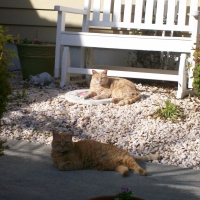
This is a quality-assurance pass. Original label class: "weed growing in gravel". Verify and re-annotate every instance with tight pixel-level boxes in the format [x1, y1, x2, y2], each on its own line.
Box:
[9, 89, 27, 101]
[15, 89, 27, 99]
[0, 139, 9, 156]
[152, 99, 184, 122]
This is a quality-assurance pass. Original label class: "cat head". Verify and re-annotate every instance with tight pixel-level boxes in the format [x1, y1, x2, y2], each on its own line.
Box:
[91, 69, 108, 85]
[52, 129, 74, 152]
[29, 75, 39, 85]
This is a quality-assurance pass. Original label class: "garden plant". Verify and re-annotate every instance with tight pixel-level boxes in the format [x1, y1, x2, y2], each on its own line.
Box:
[0, 25, 18, 154]
[192, 43, 200, 97]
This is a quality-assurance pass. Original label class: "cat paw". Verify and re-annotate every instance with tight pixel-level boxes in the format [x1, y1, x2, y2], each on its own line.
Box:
[58, 162, 70, 171]
[151, 152, 161, 160]
[118, 101, 125, 106]
[83, 95, 89, 99]
[58, 163, 66, 171]
[93, 96, 101, 100]
[111, 98, 119, 104]
[84, 92, 97, 99]
[139, 169, 147, 176]
[122, 170, 129, 177]
[83, 93, 90, 99]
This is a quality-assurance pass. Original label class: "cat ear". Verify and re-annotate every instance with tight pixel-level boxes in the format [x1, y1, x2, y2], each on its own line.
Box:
[29, 75, 33, 79]
[103, 69, 108, 74]
[69, 132, 73, 137]
[52, 129, 59, 138]
[92, 70, 97, 75]
[67, 132, 74, 140]
[69, 134, 73, 140]
[69, 131, 74, 138]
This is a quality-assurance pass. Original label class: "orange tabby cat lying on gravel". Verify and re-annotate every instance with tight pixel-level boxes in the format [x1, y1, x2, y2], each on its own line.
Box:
[84, 69, 141, 106]
[51, 130, 160, 176]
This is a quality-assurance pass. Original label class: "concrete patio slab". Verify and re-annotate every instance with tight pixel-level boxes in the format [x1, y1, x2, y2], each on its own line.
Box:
[0, 138, 199, 200]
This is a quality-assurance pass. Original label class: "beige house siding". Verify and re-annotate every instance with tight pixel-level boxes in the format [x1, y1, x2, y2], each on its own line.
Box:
[0, 0, 84, 42]
[0, 0, 199, 42]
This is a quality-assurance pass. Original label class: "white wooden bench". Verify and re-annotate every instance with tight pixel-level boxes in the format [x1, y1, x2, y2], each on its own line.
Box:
[54, 0, 199, 98]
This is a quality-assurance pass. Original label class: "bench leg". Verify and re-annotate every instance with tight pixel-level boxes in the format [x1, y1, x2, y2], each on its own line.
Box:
[54, 44, 61, 78]
[85, 47, 93, 84]
[177, 54, 193, 98]
[60, 47, 70, 88]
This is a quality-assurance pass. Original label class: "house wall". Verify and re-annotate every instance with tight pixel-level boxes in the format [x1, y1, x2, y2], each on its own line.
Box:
[0, 0, 133, 70]
[0, 0, 85, 42]
[2, 0, 199, 42]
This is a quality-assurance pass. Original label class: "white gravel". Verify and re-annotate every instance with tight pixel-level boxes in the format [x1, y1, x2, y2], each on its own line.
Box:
[1, 71, 200, 170]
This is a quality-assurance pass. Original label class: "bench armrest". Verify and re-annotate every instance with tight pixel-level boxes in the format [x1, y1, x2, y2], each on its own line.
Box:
[54, 5, 87, 15]
[190, 10, 200, 17]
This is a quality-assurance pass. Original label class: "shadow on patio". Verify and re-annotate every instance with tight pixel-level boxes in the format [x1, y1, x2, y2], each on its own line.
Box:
[0, 138, 200, 200]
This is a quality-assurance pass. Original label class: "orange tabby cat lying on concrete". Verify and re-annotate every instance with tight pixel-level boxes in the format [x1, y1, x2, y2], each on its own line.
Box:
[51, 130, 160, 176]
[84, 69, 141, 106]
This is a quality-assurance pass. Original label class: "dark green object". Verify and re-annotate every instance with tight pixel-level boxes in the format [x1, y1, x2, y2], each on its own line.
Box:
[16, 44, 55, 80]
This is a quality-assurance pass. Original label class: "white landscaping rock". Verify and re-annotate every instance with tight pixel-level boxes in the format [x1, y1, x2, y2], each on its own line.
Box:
[0, 71, 200, 170]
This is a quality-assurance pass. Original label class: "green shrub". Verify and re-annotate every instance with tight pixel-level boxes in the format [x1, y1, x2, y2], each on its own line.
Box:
[0, 25, 18, 118]
[192, 47, 200, 97]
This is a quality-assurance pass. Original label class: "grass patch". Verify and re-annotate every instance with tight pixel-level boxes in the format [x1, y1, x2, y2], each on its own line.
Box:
[151, 99, 184, 122]
[15, 89, 27, 99]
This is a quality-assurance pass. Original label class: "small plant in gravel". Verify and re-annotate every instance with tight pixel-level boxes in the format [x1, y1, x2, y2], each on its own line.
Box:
[0, 139, 9, 156]
[15, 89, 27, 99]
[152, 99, 184, 122]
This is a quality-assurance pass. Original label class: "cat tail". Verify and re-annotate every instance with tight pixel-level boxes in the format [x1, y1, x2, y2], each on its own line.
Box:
[117, 92, 141, 106]
[133, 152, 160, 162]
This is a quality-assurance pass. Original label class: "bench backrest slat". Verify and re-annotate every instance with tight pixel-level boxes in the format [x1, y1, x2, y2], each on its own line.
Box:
[123, 0, 133, 22]
[92, 0, 101, 21]
[113, 0, 121, 22]
[189, 0, 198, 26]
[103, 0, 112, 22]
[86, 0, 198, 32]
[87, 21, 192, 31]
[155, 0, 165, 25]
[134, 0, 144, 24]
[145, 0, 155, 24]
[166, 0, 176, 25]
[177, 0, 187, 26]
